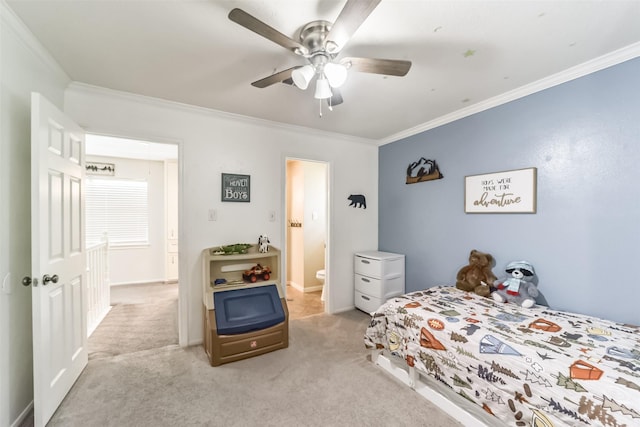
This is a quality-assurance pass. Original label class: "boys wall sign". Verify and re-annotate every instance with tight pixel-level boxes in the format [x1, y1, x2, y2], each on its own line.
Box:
[221, 173, 250, 202]
[464, 167, 537, 213]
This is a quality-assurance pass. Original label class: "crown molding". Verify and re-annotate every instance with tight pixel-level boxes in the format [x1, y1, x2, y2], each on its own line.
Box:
[379, 41, 640, 146]
[66, 82, 377, 147]
[1, 1, 70, 84]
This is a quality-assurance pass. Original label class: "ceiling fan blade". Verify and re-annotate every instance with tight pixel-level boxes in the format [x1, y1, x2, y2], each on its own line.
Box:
[229, 8, 308, 55]
[325, 0, 381, 52]
[328, 89, 344, 108]
[341, 57, 412, 76]
[251, 67, 300, 88]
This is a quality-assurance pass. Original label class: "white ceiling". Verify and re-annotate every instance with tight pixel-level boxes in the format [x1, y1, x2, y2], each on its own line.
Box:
[86, 134, 178, 161]
[7, 0, 640, 143]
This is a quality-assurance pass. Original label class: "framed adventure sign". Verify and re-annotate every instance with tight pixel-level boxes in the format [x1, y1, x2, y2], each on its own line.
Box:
[464, 167, 537, 213]
[221, 173, 250, 202]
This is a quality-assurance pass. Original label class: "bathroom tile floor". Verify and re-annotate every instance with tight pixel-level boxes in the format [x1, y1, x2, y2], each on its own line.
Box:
[285, 285, 324, 319]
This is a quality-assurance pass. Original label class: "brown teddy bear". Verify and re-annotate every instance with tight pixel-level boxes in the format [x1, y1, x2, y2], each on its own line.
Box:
[455, 249, 497, 297]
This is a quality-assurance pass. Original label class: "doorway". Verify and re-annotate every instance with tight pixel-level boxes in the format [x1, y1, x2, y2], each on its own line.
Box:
[285, 159, 328, 319]
[85, 134, 180, 357]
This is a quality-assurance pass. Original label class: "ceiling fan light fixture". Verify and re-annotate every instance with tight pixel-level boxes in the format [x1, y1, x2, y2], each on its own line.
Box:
[314, 76, 332, 99]
[324, 62, 348, 88]
[325, 40, 339, 54]
[291, 64, 315, 90]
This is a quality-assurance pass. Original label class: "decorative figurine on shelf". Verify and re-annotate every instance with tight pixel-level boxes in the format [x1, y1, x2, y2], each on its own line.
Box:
[243, 264, 271, 283]
[258, 234, 270, 253]
[213, 243, 252, 255]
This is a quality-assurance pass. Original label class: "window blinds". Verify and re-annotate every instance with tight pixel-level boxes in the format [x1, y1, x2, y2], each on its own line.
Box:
[85, 177, 149, 247]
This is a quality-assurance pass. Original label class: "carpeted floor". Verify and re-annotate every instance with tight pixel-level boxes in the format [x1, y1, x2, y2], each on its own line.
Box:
[88, 282, 179, 359]
[19, 284, 461, 426]
[43, 309, 461, 427]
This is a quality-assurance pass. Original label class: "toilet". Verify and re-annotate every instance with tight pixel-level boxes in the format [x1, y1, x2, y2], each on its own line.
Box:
[316, 269, 326, 301]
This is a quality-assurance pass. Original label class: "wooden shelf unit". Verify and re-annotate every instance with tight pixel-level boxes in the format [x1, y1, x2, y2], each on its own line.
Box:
[201, 245, 288, 366]
[202, 246, 283, 310]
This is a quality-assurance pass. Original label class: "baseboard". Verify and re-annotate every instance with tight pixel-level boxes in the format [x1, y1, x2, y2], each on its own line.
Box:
[11, 401, 33, 427]
[286, 281, 322, 293]
[331, 305, 356, 314]
[110, 279, 171, 287]
[287, 281, 303, 292]
[188, 338, 204, 347]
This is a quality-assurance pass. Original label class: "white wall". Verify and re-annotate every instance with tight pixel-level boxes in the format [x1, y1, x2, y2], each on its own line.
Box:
[286, 160, 304, 288]
[0, 3, 71, 426]
[86, 155, 167, 286]
[64, 83, 379, 346]
[303, 161, 327, 291]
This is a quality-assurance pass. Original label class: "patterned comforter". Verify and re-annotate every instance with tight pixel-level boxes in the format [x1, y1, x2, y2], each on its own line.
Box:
[364, 286, 640, 427]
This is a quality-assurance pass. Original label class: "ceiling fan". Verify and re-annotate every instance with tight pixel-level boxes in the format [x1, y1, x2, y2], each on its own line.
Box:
[228, 0, 412, 112]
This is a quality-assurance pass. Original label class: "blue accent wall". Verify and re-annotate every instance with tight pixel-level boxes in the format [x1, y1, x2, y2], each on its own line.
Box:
[379, 57, 640, 325]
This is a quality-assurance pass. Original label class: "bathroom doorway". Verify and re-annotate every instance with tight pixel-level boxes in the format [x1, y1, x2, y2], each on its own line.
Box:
[285, 159, 328, 319]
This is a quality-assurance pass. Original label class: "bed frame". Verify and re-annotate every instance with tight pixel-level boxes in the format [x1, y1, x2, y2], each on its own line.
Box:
[367, 287, 640, 427]
[370, 349, 508, 427]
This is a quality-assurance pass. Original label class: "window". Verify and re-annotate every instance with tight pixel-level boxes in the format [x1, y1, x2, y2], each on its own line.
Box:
[85, 177, 149, 247]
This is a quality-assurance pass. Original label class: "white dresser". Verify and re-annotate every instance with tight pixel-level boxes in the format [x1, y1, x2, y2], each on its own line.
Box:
[354, 251, 405, 313]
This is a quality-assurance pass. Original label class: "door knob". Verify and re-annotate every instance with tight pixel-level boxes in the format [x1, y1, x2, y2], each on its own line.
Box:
[22, 276, 40, 287]
[42, 274, 59, 285]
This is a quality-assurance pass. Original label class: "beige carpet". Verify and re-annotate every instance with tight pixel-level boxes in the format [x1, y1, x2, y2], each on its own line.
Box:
[89, 282, 179, 359]
[44, 310, 462, 427]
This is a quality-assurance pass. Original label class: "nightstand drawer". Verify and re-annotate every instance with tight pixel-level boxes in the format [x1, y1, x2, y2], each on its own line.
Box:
[354, 256, 382, 277]
[355, 273, 382, 296]
[355, 291, 383, 313]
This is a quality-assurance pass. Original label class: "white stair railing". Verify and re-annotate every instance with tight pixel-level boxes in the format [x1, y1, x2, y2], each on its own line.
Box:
[86, 234, 110, 337]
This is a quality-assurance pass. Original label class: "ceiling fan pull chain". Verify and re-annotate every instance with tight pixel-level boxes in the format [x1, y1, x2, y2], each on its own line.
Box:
[319, 99, 323, 118]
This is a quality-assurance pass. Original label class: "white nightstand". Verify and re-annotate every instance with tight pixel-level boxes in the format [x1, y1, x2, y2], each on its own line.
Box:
[354, 251, 405, 313]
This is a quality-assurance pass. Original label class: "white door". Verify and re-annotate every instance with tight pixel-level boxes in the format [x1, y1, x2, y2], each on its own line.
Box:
[30, 93, 87, 427]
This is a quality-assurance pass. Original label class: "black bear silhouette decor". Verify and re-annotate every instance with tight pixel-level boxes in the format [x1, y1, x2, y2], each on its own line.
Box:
[348, 194, 366, 209]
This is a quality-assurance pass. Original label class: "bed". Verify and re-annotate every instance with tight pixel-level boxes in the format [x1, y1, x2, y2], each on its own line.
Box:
[364, 286, 640, 427]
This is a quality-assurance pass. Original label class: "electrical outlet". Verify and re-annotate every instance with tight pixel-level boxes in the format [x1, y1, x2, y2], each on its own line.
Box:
[208, 209, 217, 221]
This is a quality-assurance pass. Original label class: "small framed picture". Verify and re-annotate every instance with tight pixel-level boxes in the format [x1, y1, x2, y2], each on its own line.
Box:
[86, 162, 115, 176]
[221, 173, 250, 202]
